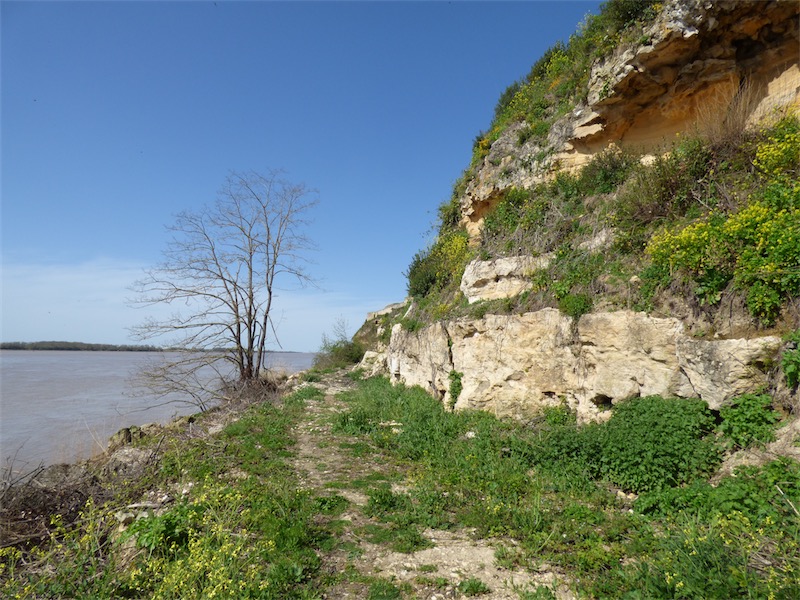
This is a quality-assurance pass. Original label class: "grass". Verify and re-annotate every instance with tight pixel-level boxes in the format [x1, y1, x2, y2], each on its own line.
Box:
[330, 376, 800, 599]
[0, 387, 332, 599]
[4, 373, 798, 598]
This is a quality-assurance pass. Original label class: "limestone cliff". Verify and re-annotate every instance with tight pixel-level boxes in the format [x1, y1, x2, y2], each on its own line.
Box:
[378, 309, 781, 423]
[358, 0, 799, 422]
[461, 0, 800, 239]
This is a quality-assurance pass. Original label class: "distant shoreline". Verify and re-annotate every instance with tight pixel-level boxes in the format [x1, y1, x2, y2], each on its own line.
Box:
[1, 341, 163, 351]
[1, 341, 307, 353]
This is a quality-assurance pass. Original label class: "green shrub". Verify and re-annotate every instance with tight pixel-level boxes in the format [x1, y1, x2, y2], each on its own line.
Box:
[124, 501, 204, 556]
[577, 147, 636, 195]
[636, 459, 800, 522]
[617, 136, 712, 227]
[631, 459, 800, 598]
[314, 338, 365, 370]
[437, 195, 462, 232]
[602, 0, 662, 29]
[448, 370, 463, 408]
[782, 330, 800, 389]
[629, 510, 800, 600]
[406, 247, 440, 297]
[558, 293, 593, 318]
[718, 393, 780, 449]
[405, 231, 470, 298]
[647, 176, 800, 323]
[400, 317, 424, 332]
[458, 578, 491, 596]
[595, 396, 720, 493]
[753, 113, 800, 176]
[633, 262, 671, 311]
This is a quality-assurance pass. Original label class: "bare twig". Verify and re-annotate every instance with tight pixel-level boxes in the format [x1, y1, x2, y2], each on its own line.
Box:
[776, 484, 800, 517]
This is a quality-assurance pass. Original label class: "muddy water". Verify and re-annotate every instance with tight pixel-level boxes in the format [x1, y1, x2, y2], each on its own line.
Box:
[0, 350, 315, 469]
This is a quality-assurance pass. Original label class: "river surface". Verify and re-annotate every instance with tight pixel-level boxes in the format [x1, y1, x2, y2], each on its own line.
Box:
[0, 350, 315, 469]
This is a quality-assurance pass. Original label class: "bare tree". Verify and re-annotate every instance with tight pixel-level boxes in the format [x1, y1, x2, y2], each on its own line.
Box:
[130, 170, 317, 406]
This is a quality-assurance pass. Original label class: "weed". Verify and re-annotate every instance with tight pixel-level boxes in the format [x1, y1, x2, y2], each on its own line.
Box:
[418, 563, 438, 573]
[781, 329, 800, 390]
[329, 378, 796, 598]
[368, 580, 403, 600]
[718, 393, 780, 449]
[448, 370, 463, 408]
[596, 396, 721, 493]
[458, 577, 491, 596]
[557, 293, 593, 319]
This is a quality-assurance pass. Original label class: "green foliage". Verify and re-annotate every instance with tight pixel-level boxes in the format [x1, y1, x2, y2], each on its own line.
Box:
[314, 338, 365, 369]
[328, 378, 799, 599]
[405, 231, 470, 298]
[458, 577, 491, 596]
[616, 135, 712, 230]
[628, 510, 800, 600]
[557, 293, 593, 319]
[517, 121, 550, 145]
[782, 330, 800, 389]
[400, 317, 424, 332]
[647, 174, 800, 323]
[602, 0, 662, 29]
[753, 114, 800, 176]
[334, 377, 548, 539]
[718, 394, 780, 449]
[482, 187, 548, 242]
[494, 80, 523, 122]
[636, 458, 800, 521]
[1, 389, 330, 599]
[437, 194, 462, 232]
[576, 147, 636, 195]
[595, 396, 720, 493]
[631, 459, 800, 599]
[406, 247, 440, 298]
[448, 370, 463, 408]
[633, 262, 671, 311]
[314, 319, 365, 370]
[125, 502, 204, 556]
[368, 580, 403, 600]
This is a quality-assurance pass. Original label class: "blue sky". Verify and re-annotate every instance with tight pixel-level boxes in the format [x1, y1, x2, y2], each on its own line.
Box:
[2, 0, 602, 352]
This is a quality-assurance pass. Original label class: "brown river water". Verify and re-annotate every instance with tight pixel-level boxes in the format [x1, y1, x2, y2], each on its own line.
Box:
[0, 350, 315, 470]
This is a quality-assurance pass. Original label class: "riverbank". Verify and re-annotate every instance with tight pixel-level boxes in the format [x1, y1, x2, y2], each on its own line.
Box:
[2, 369, 799, 598]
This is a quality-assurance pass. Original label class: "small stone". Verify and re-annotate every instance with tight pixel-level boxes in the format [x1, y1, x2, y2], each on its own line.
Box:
[115, 511, 136, 525]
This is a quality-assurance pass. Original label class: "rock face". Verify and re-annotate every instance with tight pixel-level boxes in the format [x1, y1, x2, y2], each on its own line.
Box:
[378, 309, 780, 421]
[460, 0, 800, 239]
[460, 255, 551, 304]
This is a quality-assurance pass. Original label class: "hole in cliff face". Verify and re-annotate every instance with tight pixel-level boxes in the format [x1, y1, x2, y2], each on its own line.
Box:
[590, 394, 613, 409]
[734, 38, 765, 63]
[431, 384, 445, 402]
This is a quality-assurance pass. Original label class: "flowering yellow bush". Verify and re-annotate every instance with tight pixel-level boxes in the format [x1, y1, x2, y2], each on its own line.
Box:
[647, 177, 800, 322]
[753, 115, 800, 176]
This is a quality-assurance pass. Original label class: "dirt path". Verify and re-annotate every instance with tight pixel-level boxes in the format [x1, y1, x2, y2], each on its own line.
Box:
[291, 375, 569, 600]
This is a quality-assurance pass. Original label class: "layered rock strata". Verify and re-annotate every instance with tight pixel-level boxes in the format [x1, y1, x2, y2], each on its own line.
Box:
[461, 0, 800, 240]
[369, 309, 780, 422]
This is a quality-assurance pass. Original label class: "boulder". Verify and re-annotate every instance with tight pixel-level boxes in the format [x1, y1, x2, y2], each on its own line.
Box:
[460, 256, 551, 304]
